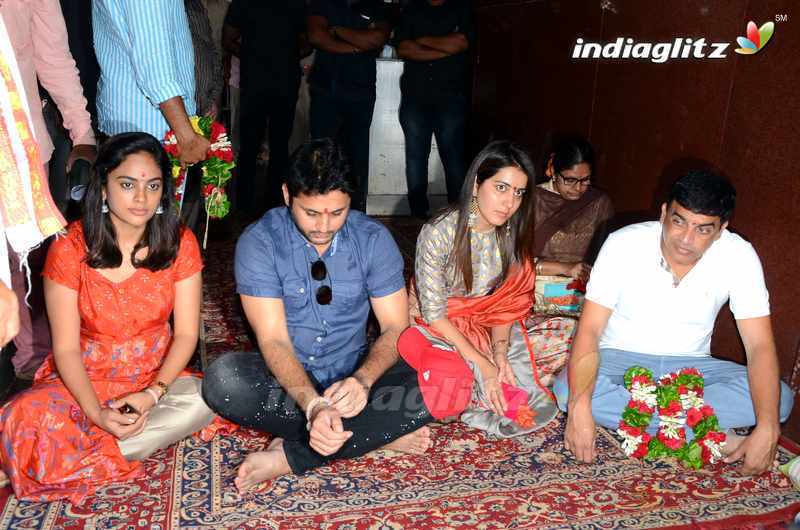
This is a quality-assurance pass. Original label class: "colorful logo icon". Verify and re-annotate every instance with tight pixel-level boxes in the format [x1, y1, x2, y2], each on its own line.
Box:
[734, 21, 774, 54]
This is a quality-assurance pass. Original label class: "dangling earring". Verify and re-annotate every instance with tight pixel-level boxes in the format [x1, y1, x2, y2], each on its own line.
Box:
[155, 204, 164, 215]
[101, 200, 109, 214]
[468, 196, 478, 228]
[506, 220, 511, 238]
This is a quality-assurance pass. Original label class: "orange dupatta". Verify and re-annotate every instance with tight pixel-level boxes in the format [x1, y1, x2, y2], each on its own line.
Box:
[413, 260, 536, 356]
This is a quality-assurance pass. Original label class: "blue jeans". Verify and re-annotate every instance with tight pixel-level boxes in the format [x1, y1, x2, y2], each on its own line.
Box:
[554, 348, 794, 438]
[399, 94, 467, 218]
[310, 88, 375, 212]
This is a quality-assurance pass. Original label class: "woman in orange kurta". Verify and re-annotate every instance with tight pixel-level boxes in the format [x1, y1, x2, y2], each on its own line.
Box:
[0, 132, 214, 504]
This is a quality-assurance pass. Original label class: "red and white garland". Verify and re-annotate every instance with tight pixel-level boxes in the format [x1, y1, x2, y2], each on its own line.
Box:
[163, 115, 234, 247]
[617, 366, 726, 469]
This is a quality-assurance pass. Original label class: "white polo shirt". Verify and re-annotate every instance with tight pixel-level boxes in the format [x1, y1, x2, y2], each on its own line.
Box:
[586, 221, 770, 357]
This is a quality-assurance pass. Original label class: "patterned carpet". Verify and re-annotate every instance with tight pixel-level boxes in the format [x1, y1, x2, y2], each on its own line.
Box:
[1, 216, 799, 529]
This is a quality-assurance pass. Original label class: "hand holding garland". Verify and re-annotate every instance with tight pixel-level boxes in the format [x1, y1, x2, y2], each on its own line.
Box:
[164, 116, 235, 247]
[160, 97, 209, 166]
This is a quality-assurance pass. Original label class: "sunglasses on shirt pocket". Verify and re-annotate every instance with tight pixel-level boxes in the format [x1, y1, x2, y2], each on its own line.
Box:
[311, 259, 333, 305]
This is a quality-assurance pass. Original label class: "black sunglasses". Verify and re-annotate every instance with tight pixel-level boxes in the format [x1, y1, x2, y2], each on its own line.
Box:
[311, 259, 332, 305]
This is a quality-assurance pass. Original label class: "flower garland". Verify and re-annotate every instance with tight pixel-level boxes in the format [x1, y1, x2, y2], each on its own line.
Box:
[163, 116, 234, 246]
[616, 366, 726, 469]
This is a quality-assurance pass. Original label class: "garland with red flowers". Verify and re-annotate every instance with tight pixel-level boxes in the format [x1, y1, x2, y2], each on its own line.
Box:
[163, 115, 234, 247]
[616, 366, 726, 469]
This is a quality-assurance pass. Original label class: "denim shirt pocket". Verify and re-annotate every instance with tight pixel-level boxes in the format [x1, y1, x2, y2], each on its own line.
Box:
[283, 278, 310, 311]
[332, 279, 366, 312]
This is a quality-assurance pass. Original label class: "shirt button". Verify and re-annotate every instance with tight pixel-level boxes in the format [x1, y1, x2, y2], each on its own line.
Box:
[316, 336, 322, 343]
[299, 287, 305, 294]
[323, 320, 328, 325]
[309, 356, 315, 361]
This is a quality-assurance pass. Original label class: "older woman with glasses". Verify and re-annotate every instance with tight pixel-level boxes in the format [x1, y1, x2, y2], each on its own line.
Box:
[533, 136, 614, 282]
[526, 136, 614, 387]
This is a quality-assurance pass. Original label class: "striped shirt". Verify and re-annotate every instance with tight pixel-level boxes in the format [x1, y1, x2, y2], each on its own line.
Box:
[93, 0, 197, 139]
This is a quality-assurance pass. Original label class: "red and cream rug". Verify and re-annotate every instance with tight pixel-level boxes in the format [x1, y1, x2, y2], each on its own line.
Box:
[0, 417, 798, 529]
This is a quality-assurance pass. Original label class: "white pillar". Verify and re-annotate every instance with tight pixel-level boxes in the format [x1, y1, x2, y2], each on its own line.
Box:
[367, 59, 447, 216]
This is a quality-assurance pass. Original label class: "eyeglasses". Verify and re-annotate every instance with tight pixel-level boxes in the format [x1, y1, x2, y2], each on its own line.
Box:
[311, 259, 332, 305]
[557, 173, 592, 188]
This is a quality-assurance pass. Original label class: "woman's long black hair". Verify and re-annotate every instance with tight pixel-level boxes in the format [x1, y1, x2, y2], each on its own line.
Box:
[432, 140, 537, 292]
[83, 132, 181, 271]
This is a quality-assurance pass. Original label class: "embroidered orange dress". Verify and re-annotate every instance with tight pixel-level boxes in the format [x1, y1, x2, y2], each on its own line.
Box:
[0, 222, 202, 504]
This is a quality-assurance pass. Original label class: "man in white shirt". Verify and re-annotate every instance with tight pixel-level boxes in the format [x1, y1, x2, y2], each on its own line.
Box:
[555, 170, 793, 476]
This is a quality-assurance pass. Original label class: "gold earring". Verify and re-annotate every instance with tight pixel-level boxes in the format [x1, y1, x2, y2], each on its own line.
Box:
[468, 196, 478, 228]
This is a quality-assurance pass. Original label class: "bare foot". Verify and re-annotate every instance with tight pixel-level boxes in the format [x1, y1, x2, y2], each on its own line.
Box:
[383, 426, 433, 455]
[0, 470, 7, 488]
[722, 431, 746, 457]
[234, 438, 290, 493]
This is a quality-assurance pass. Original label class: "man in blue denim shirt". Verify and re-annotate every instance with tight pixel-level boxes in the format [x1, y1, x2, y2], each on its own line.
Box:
[203, 139, 434, 491]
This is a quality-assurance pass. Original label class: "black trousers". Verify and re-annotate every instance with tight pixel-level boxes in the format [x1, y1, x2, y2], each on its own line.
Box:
[399, 94, 467, 217]
[202, 352, 433, 475]
[179, 164, 207, 245]
[309, 88, 375, 212]
[237, 72, 300, 217]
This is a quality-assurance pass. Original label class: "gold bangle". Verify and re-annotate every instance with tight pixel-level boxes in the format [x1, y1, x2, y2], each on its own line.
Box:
[492, 339, 510, 351]
[154, 380, 169, 397]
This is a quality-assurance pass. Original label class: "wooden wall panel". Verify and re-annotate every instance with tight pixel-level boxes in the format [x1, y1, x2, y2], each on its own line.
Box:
[471, 0, 599, 162]
[714, 0, 800, 439]
[590, 1, 744, 217]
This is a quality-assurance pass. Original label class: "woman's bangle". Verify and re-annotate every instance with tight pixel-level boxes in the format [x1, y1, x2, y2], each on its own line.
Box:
[145, 387, 160, 407]
[154, 380, 169, 397]
[305, 396, 333, 430]
[492, 339, 510, 352]
[535, 261, 543, 275]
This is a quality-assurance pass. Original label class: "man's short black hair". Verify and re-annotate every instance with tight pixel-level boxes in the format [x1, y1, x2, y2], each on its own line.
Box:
[285, 138, 355, 199]
[667, 170, 736, 223]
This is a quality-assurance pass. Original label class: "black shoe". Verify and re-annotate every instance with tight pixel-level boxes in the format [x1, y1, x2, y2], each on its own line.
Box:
[411, 211, 430, 222]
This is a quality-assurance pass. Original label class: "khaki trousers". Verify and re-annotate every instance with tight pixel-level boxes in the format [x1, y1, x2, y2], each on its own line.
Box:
[118, 376, 215, 461]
